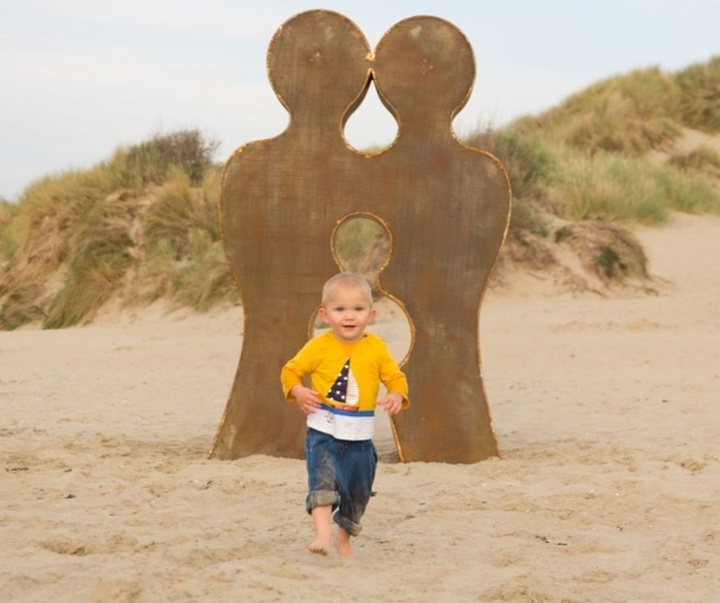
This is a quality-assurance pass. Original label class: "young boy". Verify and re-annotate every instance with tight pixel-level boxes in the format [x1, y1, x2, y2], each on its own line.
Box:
[281, 272, 409, 556]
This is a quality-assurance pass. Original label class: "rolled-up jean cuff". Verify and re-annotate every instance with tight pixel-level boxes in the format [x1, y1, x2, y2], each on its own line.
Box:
[306, 489, 338, 513]
[334, 511, 362, 537]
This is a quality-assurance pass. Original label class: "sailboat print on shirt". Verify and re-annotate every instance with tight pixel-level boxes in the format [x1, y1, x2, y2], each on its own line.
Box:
[326, 359, 359, 412]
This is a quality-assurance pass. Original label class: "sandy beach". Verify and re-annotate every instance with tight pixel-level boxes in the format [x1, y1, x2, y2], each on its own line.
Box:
[1, 212, 718, 602]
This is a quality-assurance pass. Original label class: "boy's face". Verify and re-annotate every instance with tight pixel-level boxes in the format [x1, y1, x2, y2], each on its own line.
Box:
[319, 285, 376, 343]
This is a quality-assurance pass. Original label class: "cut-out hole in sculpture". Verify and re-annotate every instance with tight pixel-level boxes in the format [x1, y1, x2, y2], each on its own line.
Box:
[331, 213, 390, 284]
[344, 79, 398, 153]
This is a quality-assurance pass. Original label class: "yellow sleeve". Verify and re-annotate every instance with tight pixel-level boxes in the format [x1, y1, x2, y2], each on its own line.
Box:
[377, 339, 410, 408]
[280, 360, 303, 402]
[280, 338, 320, 402]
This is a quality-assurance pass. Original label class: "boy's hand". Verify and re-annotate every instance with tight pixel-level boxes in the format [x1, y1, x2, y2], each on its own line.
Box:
[291, 385, 322, 415]
[377, 392, 404, 416]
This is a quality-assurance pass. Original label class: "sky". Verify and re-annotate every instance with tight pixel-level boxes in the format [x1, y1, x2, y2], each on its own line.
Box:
[1, 0, 718, 202]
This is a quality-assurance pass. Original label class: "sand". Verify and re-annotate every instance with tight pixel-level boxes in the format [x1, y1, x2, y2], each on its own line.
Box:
[1, 212, 718, 602]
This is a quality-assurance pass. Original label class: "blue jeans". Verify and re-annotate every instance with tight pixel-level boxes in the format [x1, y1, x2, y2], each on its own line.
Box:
[305, 428, 377, 537]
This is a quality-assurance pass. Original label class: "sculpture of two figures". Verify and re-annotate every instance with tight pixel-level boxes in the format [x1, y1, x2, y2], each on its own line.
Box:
[209, 10, 511, 463]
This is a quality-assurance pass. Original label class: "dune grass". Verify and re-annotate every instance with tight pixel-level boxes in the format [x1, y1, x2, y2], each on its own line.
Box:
[510, 67, 683, 156]
[0, 200, 25, 261]
[669, 146, 720, 177]
[0, 130, 225, 329]
[332, 215, 390, 285]
[472, 55, 720, 231]
[548, 149, 720, 223]
[143, 166, 221, 256]
[108, 129, 220, 188]
[43, 194, 136, 328]
[0, 167, 124, 328]
[675, 56, 720, 133]
[511, 57, 720, 157]
[132, 166, 234, 310]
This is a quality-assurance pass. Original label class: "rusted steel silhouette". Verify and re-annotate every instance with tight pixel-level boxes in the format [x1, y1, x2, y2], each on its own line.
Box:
[209, 10, 511, 463]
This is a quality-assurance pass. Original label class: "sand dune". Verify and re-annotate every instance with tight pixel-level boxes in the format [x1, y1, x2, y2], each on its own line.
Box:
[1, 212, 718, 602]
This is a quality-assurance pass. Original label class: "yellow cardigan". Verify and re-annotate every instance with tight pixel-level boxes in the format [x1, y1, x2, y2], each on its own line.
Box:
[281, 331, 409, 439]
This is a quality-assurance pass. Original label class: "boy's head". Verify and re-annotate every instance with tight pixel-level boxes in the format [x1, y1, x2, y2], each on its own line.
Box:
[321, 272, 373, 307]
[319, 272, 375, 342]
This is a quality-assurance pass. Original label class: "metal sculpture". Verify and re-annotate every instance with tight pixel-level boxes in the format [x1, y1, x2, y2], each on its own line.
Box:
[209, 10, 511, 463]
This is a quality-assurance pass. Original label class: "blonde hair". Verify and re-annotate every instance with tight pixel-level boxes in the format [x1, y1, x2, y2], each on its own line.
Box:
[321, 272, 373, 307]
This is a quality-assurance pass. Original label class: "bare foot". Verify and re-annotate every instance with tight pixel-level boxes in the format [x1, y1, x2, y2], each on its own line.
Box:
[309, 505, 332, 555]
[308, 537, 330, 555]
[335, 528, 353, 557]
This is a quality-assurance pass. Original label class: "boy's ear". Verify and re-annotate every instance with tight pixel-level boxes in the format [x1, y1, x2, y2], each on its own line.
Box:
[318, 307, 330, 324]
[369, 308, 377, 322]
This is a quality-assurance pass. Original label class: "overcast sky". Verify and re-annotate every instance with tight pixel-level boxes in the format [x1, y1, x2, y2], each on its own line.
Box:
[2, 0, 718, 201]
